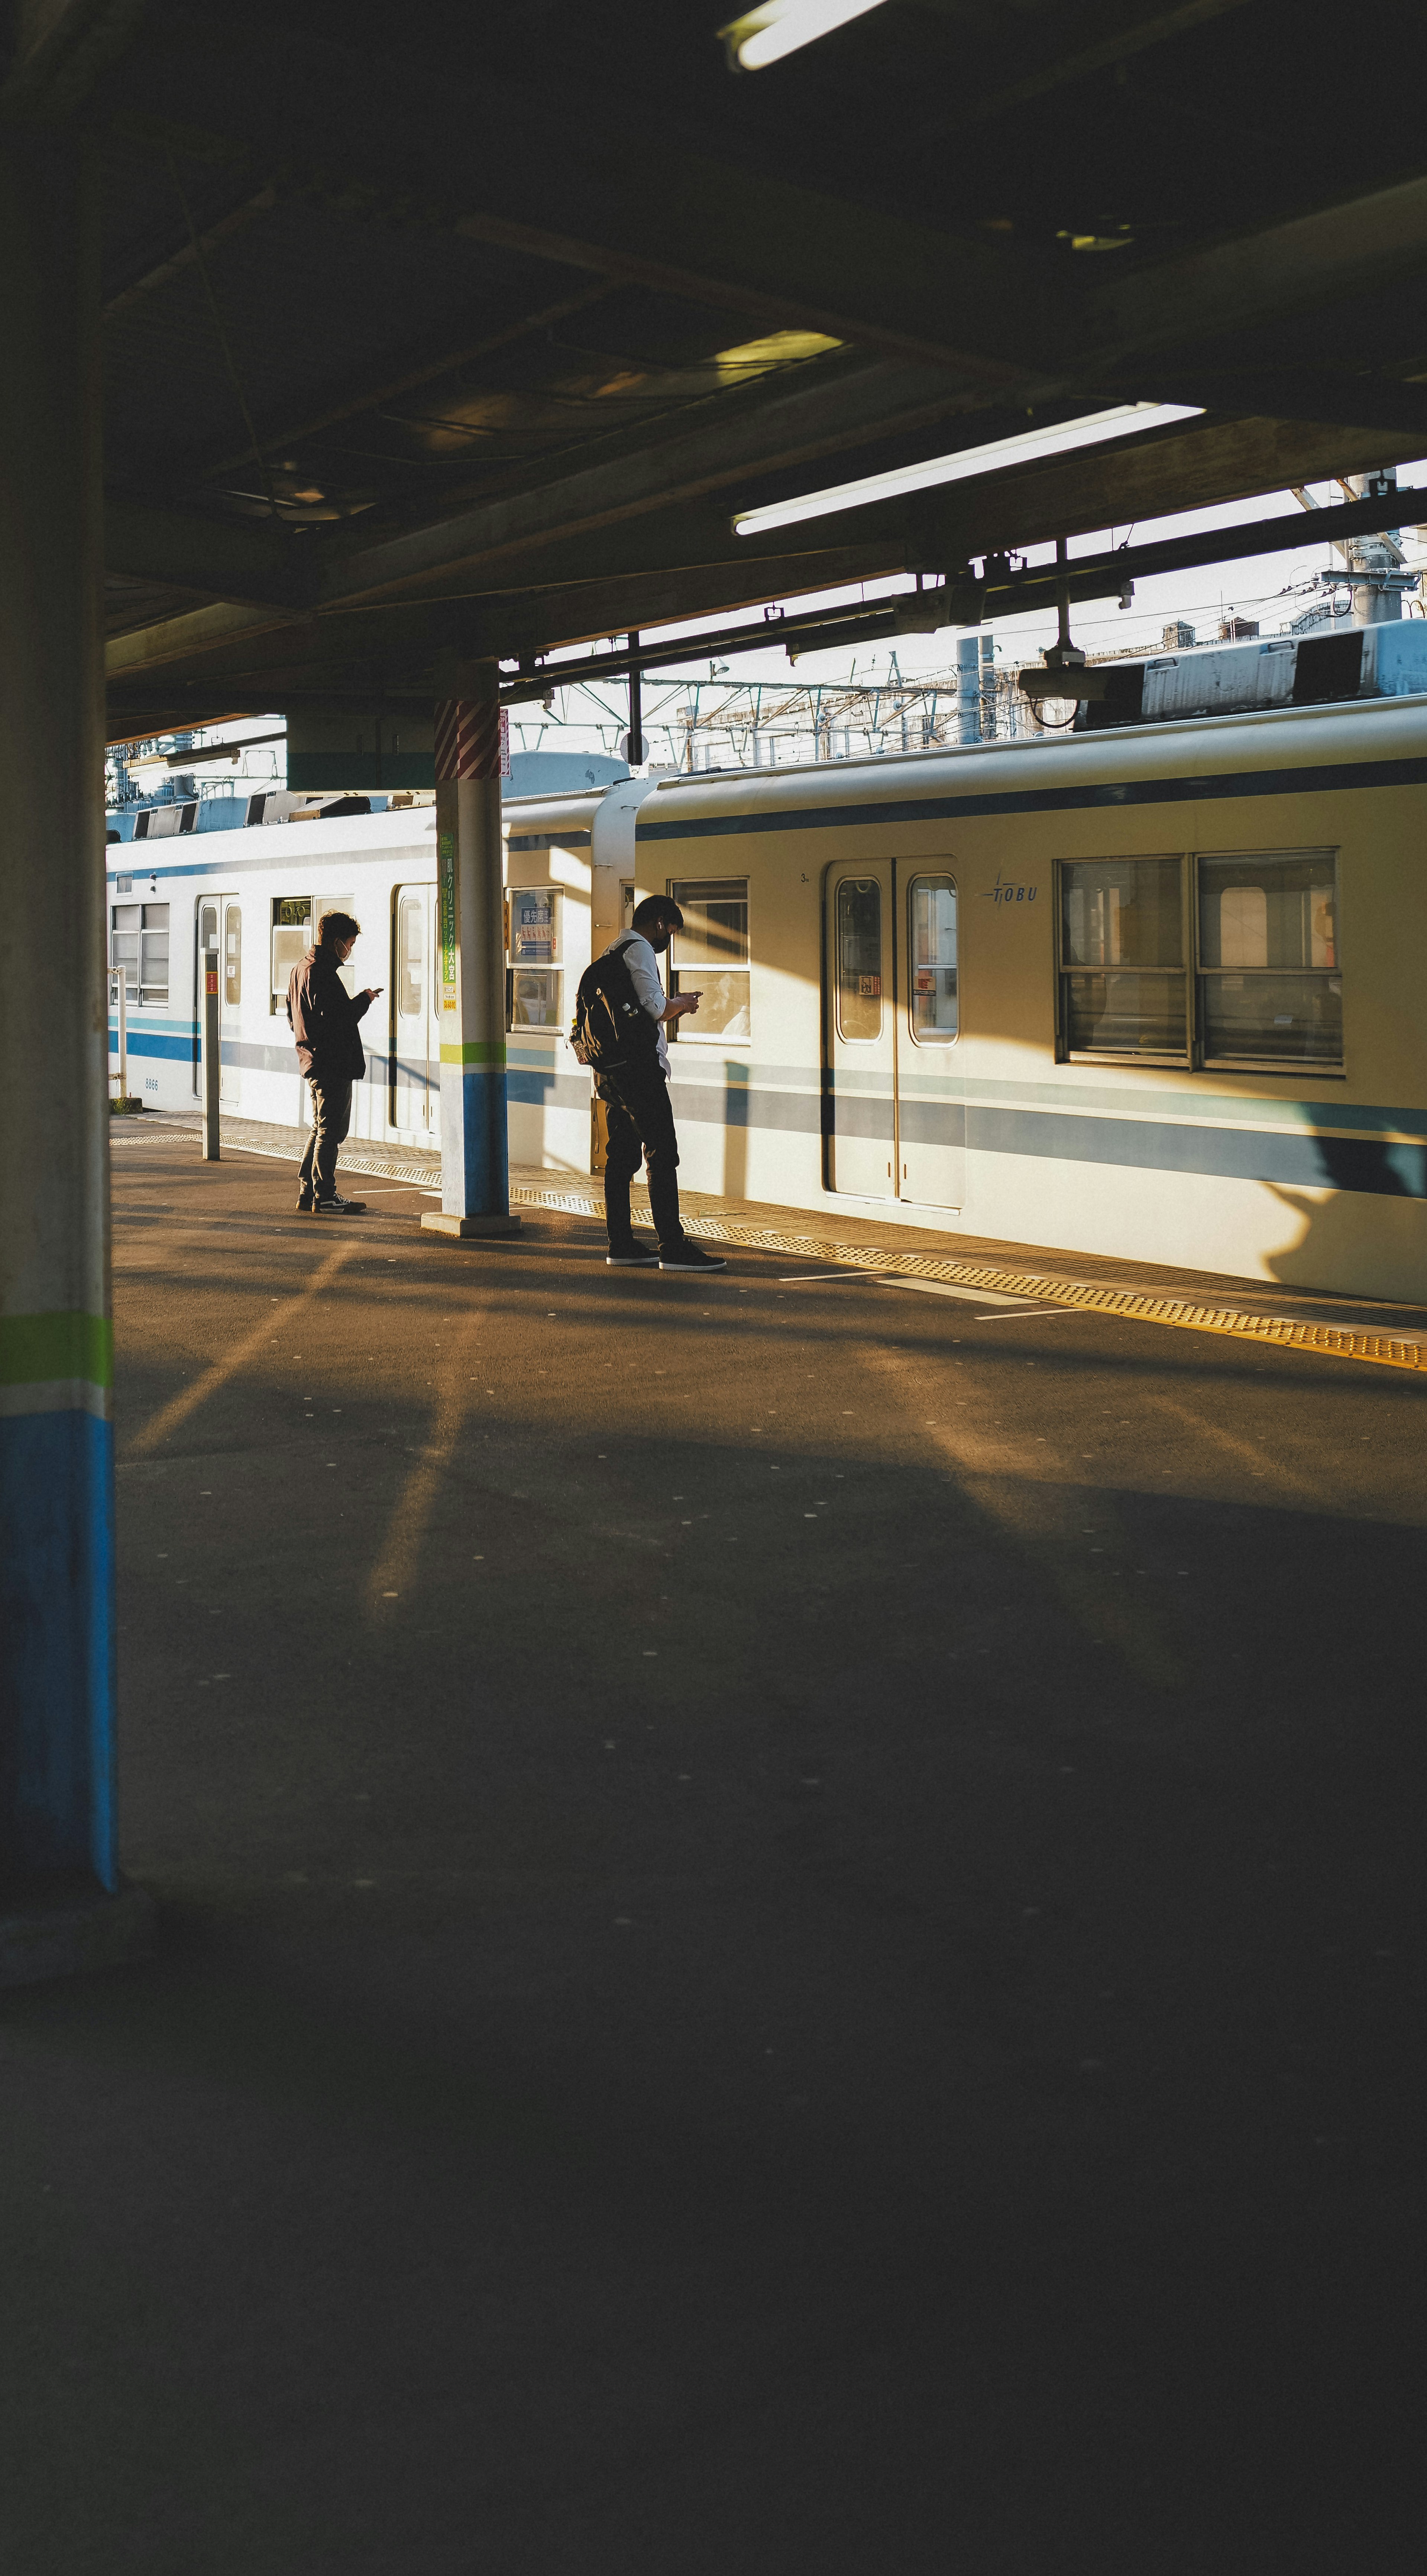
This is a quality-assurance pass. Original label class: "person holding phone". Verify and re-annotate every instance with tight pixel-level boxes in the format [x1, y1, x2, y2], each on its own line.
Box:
[286, 911, 384, 1215]
[592, 897, 727, 1273]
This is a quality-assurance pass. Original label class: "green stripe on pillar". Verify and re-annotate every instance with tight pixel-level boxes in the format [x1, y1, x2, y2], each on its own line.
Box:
[439, 1041, 508, 1066]
[0, 1312, 113, 1390]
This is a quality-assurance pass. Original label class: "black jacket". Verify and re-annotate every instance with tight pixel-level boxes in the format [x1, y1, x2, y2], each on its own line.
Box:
[287, 945, 373, 1081]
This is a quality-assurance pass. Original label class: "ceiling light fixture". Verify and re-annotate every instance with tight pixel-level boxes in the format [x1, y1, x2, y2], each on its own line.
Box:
[732, 402, 1204, 537]
[718, 0, 888, 74]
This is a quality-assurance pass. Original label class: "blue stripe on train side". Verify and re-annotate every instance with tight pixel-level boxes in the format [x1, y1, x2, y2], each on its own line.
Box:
[669, 1077, 1427, 1195]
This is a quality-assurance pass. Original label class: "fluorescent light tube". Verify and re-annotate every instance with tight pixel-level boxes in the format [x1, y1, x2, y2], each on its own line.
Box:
[732, 403, 1204, 536]
[719, 0, 888, 74]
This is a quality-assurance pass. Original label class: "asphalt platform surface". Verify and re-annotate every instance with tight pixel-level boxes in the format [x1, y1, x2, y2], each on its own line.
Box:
[3, 1128, 1424, 2574]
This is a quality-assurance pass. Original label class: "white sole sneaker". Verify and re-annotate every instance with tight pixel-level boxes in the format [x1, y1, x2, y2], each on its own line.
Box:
[606, 1249, 660, 1266]
[658, 1247, 728, 1272]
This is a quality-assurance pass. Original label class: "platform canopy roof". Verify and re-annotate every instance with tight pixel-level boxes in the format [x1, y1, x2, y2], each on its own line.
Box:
[7, 0, 1427, 736]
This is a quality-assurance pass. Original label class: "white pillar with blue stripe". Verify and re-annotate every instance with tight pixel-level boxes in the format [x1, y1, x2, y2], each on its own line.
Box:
[0, 132, 151, 1979]
[422, 665, 521, 1242]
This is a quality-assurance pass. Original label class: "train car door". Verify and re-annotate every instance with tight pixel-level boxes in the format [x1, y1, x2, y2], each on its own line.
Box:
[391, 883, 440, 1135]
[824, 863, 963, 1209]
[826, 866, 897, 1197]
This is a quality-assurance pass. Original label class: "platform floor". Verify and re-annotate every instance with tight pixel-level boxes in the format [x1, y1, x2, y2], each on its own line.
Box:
[3, 1130, 1424, 2572]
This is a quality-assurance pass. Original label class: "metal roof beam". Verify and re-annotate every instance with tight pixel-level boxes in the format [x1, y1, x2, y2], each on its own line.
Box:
[923, 0, 1258, 139]
[121, 47, 1057, 386]
[104, 499, 304, 611]
[1073, 173, 1427, 371]
[316, 361, 1003, 610]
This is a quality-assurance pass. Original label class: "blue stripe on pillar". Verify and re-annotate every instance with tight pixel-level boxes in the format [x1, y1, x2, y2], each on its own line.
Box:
[0, 1409, 117, 1892]
[437, 1060, 512, 1217]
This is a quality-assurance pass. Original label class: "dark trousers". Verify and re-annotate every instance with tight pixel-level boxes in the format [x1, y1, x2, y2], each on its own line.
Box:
[598, 1059, 684, 1255]
[298, 1073, 353, 1201]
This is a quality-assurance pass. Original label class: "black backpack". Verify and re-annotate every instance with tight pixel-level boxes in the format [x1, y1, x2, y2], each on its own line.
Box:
[570, 941, 659, 1071]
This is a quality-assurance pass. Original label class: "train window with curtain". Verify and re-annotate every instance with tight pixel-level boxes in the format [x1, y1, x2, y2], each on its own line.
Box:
[271, 896, 311, 1011]
[140, 904, 169, 1004]
[112, 901, 169, 1005]
[506, 887, 563, 1029]
[668, 879, 750, 1041]
[836, 878, 883, 1042]
[1197, 850, 1342, 1065]
[110, 902, 139, 1000]
[1059, 856, 1187, 1059]
[907, 875, 957, 1043]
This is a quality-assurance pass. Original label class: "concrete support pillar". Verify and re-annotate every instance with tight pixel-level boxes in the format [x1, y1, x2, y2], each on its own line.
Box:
[422, 664, 520, 1241]
[0, 136, 149, 1976]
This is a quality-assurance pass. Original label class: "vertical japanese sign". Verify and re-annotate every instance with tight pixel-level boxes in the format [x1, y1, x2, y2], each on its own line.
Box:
[438, 826, 457, 1014]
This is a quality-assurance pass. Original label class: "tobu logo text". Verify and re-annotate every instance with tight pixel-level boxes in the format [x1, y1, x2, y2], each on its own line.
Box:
[981, 872, 1038, 906]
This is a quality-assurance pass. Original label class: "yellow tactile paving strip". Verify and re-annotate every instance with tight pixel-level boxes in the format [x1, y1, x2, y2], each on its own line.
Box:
[127, 1114, 1427, 1375]
[509, 1181, 1427, 1374]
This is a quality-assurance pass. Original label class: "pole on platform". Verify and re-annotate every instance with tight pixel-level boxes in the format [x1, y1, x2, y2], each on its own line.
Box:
[0, 132, 152, 1981]
[422, 662, 520, 1241]
[201, 948, 221, 1160]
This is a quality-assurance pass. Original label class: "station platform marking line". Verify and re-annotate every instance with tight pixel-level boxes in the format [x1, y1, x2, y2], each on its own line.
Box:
[118, 1114, 1425, 1376]
[671, 1221, 1427, 1374]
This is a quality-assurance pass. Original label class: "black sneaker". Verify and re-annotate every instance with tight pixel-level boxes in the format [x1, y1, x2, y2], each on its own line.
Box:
[295, 1192, 314, 1212]
[606, 1243, 660, 1267]
[659, 1241, 727, 1272]
[313, 1193, 367, 1215]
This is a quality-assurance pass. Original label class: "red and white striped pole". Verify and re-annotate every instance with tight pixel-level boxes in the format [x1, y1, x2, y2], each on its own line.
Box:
[422, 663, 520, 1241]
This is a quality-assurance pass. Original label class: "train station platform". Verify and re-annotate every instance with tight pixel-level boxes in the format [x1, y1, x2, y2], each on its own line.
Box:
[4, 1123, 1424, 2572]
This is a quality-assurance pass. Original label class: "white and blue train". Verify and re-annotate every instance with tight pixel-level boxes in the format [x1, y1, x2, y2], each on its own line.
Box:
[108, 621, 1427, 1303]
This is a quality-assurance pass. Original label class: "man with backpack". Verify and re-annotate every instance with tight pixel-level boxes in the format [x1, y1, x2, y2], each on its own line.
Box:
[572, 897, 728, 1273]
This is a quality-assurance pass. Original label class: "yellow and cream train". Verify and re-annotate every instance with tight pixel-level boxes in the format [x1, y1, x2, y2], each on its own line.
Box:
[107, 675, 1427, 1302]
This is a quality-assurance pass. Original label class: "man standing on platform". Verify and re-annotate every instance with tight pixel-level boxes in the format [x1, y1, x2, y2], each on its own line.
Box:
[582, 896, 728, 1274]
[287, 911, 382, 1215]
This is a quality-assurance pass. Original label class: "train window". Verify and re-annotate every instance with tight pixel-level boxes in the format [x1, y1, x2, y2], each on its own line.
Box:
[621, 883, 636, 931]
[668, 878, 750, 1042]
[836, 879, 883, 1042]
[111, 903, 139, 999]
[1059, 857, 1187, 1059]
[223, 903, 241, 1008]
[506, 886, 563, 1030]
[907, 876, 957, 1044]
[1197, 850, 1342, 1067]
[271, 896, 311, 1011]
[112, 900, 168, 1005]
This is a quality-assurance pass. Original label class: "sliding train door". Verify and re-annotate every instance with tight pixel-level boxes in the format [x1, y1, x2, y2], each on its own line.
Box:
[824, 862, 963, 1211]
